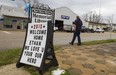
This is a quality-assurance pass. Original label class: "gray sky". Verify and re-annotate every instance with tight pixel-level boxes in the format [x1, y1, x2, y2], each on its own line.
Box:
[40, 0, 116, 18]
[0, 0, 116, 22]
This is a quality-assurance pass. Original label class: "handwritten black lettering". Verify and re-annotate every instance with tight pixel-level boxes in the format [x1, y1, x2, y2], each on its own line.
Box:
[31, 46, 40, 52]
[29, 40, 41, 45]
[30, 30, 46, 35]
[24, 46, 30, 50]
[33, 35, 43, 40]
[27, 57, 36, 64]
[35, 53, 42, 58]
[24, 51, 33, 57]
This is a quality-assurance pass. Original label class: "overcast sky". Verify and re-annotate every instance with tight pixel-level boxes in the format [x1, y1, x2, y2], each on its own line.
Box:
[0, 0, 116, 22]
[39, 0, 116, 21]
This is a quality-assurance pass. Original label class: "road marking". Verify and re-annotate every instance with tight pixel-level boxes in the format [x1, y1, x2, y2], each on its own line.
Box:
[2, 31, 11, 34]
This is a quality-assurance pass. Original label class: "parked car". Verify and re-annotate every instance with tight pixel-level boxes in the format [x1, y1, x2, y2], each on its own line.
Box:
[81, 26, 89, 33]
[94, 28, 104, 33]
[89, 29, 94, 33]
[81, 26, 95, 33]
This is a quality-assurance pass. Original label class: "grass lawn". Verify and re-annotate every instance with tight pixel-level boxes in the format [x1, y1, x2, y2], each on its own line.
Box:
[82, 39, 116, 45]
[0, 48, 21, 66]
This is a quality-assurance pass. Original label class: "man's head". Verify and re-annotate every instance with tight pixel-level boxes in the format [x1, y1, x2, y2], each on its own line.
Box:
[76, 16, 80, 19]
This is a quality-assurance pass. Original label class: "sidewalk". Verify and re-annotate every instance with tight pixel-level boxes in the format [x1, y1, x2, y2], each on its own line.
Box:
[0, 64, 30, 75]
[56, 43, 116, 75]
[0, 43, 116, 75]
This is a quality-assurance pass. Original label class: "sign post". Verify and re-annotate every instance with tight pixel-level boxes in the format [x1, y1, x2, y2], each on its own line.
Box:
[16, 3, 58, 75]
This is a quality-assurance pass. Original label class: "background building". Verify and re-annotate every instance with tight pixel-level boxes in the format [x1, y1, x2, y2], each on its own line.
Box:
[55, 7, 87, 31]
[0, 5, 28, 30]
[0, 5, 115, 32]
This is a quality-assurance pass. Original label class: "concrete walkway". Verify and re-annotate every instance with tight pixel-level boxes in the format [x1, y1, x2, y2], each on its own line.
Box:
[0, 64, 30, 75]
[0, 43, 116, 75]
[56, 43, 116, 75]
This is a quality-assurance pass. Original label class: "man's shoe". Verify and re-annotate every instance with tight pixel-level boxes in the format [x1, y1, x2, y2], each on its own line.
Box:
[69, 42, 73, 45]
[77, 44, 81, 46]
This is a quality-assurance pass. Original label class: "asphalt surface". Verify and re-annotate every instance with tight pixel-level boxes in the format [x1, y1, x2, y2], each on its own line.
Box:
[0, 30, 116, 50]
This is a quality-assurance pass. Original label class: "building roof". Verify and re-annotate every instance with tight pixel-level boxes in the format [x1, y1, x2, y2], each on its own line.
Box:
[55, 7, 78, 16]
[55, 7, 85, 20]
[0, 5, 28, 18]
[55, 7, 86, 25]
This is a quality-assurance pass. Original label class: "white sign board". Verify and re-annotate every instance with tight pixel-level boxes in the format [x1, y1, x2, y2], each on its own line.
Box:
[32, 11, 52, 23]
[20, 22, 47, 67]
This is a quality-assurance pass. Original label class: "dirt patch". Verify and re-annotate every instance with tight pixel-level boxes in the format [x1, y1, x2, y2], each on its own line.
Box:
[0, 63, 30, 75]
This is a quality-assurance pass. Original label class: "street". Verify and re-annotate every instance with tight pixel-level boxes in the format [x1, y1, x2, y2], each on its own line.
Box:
[0, 30, 116, 50]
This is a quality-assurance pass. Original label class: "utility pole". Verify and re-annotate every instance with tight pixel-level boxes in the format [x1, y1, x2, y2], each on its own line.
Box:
[109, 15, 113, 40]
[99, 0, 101, 23]
[107, 15, 113, 40]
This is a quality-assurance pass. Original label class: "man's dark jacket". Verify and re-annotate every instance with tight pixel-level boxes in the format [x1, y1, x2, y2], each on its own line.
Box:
[74, 18, 83, 31]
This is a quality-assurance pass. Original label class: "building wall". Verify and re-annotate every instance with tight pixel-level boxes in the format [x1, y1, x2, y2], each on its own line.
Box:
[88, 22, 107, 30]
[0, 20, 3, 29]
[0, 5, 28, 30]
[0, 16, 28, 30]
[55, 7, 86, 27]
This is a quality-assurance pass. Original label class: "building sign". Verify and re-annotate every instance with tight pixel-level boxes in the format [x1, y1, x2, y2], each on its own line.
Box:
[32, 8, 53, 23]
[20, 22, 47, 67]
[61, 15, 70, 20]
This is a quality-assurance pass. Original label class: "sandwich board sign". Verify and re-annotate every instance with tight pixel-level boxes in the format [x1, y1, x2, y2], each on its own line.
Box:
[20, 22, 48, 67]
[16, 4, 58, 75]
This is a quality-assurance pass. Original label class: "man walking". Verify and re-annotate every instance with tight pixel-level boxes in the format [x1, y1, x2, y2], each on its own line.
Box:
[69, 16, 83, 45]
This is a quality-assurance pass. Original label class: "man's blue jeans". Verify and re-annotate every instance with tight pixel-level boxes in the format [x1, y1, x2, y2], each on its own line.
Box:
[71, 31, 81, 45]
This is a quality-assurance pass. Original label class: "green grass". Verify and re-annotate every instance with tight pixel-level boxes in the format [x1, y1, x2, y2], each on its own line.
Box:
[24, 66, 71, 75]
[82, 39, 116, 45]
[0, 46, 62, 75]
[61, 70, 70, 75]
[0, 45, 61, 67]
[54, 45, 61, 51]
[0, 48, 21, 66]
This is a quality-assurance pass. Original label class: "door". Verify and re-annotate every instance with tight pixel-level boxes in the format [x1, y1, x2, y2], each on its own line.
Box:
[55, 20, 64, 31]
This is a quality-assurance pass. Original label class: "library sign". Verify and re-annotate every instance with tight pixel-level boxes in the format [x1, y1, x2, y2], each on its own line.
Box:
[32, 7, 53, 23]
[20, 22, 47, 67]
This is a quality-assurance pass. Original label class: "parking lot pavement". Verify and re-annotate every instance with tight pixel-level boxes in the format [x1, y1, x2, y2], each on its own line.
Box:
[56, 43, 116, 75]
[0, 31, 116, 50]
[0, 31, 25, 50]
[53, 31, 116, 45]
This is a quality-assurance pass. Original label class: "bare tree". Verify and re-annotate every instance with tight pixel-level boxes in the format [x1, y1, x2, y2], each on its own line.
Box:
[82, 11, 102, 23]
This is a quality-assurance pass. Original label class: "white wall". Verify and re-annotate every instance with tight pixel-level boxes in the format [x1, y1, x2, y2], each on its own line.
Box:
[55, 7, 76, 25]
[55, 7, 86, 27]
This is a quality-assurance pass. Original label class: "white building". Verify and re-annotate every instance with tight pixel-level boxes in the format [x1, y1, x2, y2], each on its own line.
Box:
[55, 7, 87, 31]
[86, 19, 116, 32]
[0, 5, 28, 30]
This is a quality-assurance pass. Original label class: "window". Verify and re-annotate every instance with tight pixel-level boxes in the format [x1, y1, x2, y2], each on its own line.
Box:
[4, 25, 12, 28]
[12, 19, 17, 22]
[4, 17, 12, 25]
